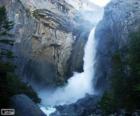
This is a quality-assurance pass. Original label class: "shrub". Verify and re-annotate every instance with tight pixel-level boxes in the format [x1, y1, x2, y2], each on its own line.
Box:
[100, 30, 140, 114]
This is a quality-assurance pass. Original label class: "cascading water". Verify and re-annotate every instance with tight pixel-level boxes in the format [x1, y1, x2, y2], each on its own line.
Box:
[39, 27, 97, 116]
[39, 27, 96, 106]
[38, 0, 111, 115]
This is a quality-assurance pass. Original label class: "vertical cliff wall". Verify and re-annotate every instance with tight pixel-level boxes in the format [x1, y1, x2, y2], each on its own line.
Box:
[95, 0, 140, 92]
[1, 0, 94, 87]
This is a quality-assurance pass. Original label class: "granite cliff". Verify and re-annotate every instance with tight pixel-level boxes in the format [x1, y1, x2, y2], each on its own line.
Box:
[50, 0, 140, 115]
[95, 0, 140, 93]
[1, 0, 140, 115]
[0, 0, 99, 87]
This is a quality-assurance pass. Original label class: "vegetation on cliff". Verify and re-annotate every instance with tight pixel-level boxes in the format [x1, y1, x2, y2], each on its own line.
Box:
[100, 30, 140, 114]
[0, 6, 40, 108]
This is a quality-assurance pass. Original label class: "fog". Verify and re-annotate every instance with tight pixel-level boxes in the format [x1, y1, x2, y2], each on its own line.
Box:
[39, 27, 96, 106]
[38, 0, 111, 107]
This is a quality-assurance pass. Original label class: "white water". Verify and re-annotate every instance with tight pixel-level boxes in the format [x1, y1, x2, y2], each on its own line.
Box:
[39, 27, 96, 107]
[38, 0, 111, 115]
[39, 105, 56, 116]
[39, 27, 97, 116]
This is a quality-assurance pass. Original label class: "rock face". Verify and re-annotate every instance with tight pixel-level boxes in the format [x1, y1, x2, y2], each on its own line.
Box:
[0, 0, 95, 87]
[94, 0, 140, 93]
[51, 95, 101, 116]
[48, 1, 140, 115]
[10, 94, 45, 116]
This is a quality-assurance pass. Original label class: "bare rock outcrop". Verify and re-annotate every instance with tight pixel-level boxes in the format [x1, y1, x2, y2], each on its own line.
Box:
[95, 0, 140, 92]
[0, 0, 94, 87]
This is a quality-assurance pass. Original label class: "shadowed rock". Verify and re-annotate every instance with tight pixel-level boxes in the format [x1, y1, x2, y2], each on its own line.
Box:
[10, 94, 46, 116]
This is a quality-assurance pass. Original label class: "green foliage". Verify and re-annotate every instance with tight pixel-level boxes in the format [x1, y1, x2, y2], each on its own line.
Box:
[134, 84, 140, 91]
[100, 30, 140, 114]
[6, 73, 41, 103]
[0, 61, 15, 72]
[128, 32, 140, 77]
[0, 72, 41, 107]
[99, 92, 116, 114]
[6, 50, 14, 58]
[0, 6, 40, 108]
[0, 6, 13, 35]
[0, 39, 14, 45]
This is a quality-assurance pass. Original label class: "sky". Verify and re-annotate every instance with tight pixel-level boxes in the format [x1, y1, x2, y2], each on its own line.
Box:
[66, 0, 111, 10]
[89, 0, 111, 7]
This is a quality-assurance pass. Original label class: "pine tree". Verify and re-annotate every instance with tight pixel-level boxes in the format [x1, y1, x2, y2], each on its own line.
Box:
[0, 6, 40, 108]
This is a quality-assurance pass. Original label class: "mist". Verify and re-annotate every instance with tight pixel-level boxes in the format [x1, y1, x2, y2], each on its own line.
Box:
[38, 0, 111, 107]
[38, 27, 96, 106]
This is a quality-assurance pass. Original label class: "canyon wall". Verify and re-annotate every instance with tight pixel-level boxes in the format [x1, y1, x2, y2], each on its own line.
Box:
[1, 0, 94, 87]
[95, 0, 140, 92]
[51, 1, 140, 115]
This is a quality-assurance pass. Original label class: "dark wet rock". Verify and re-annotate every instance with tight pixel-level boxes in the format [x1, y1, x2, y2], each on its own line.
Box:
[51, 95, 102, 116]
[66, 30, 90, 78]
[10, 94, 45, 116]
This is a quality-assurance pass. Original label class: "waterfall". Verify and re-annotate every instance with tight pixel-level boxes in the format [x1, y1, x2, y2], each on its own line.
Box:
[39, 27, 97, 116]
[38, 27, 97, 106]
[38, 1, 111, 115]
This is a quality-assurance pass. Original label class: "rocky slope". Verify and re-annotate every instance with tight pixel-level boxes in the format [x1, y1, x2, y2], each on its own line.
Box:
[95, 0, 140, 92]
[51, 95, 101, 116]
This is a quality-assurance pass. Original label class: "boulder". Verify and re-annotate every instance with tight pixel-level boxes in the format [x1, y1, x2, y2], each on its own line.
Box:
[51, 95, 101, 116]
[10, 94, 46, 116]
